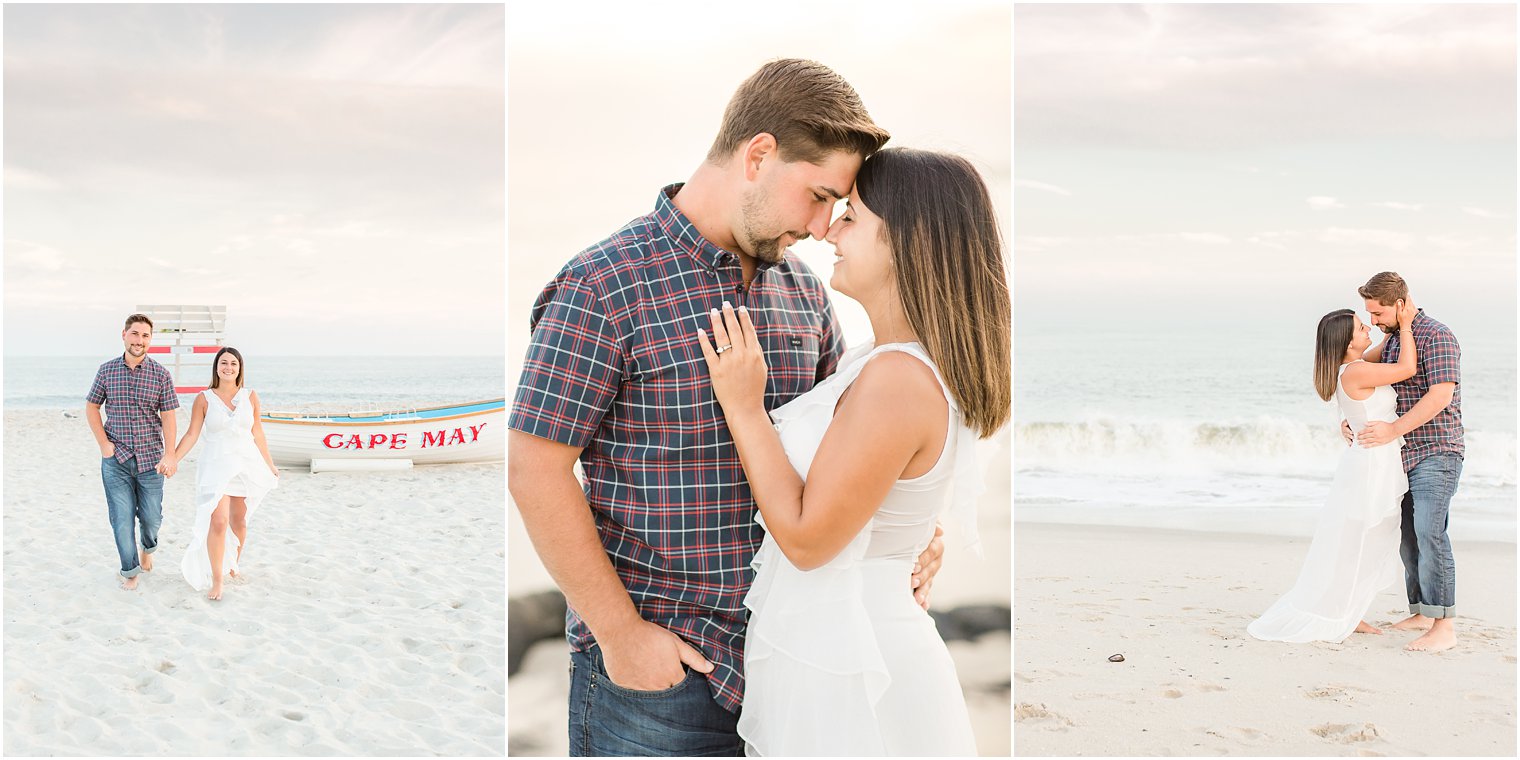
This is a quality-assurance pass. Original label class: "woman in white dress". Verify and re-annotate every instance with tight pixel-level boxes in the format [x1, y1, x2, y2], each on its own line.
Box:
[167, 347, 279, 600]
[698, 148, 1010, 756]
[1248, 300, 1417, 642]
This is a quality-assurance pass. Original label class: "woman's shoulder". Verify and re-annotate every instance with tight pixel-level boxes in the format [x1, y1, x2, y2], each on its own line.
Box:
[849, 350, 947, 417]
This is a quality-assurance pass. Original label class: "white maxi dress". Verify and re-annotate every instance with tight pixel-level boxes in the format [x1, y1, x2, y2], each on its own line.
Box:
[180, 387, 277, 590]
[1248, 361, 1405, 642]
[738, 342, 983, 757]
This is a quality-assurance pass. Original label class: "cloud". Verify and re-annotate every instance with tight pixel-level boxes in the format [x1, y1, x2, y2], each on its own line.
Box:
[1318, 227, 1415, 251]
[1112, 232, 1234, 246]
[1463, 207, 1509, 219]
[1015, 178, 1073, 196]
[1426, 234, 1490, 252]
[1307, 196, 1345, 210]
[4, 166, 65, 191]
[4, 240, 72, 275]
[1370, 201, 1423, 211]
[1015, 4, 1517, 149]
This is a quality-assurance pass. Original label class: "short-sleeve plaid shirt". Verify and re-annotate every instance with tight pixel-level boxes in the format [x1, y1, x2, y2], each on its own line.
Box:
[509, 184, 845, 713]
[86, 355, 180, 473]
[1381, 310, 1463, 471]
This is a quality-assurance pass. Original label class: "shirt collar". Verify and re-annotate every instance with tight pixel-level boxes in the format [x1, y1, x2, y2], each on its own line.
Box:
[652, 183, 778, 274]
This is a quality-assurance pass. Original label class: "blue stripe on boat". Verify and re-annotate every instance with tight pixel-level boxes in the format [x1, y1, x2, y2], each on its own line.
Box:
[262, 399, 504, 424]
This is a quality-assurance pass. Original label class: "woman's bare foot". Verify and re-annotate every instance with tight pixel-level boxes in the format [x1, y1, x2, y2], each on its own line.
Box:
[1405, 619, 1457, 652]
[1392, 613, 1433, 631]
[140, 551, 153, 572]
[208, 582, 223, 601]
[1354, 620, 1383, 635]
[121, 576, 139, 590]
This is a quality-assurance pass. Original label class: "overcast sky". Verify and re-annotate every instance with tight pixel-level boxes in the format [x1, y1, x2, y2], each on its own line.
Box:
[4, 4, 505, 356]
[1015, 4, 1516, 338]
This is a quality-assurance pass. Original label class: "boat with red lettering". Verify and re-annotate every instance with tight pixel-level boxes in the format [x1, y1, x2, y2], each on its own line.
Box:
[261, 398, 505, 469]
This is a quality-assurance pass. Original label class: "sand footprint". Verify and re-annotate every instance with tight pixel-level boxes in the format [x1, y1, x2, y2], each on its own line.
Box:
[1013, 702, 1074, 731]
[1310, 722, 1381, 744]
[1160, 681, 1227, 698]
[1304, 683, 1371, 702]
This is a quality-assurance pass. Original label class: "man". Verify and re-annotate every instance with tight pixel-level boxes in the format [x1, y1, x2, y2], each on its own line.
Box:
[1352, 272, 1463, 652]
[508, 59, 945, 756]
[86, 313, 180, 590]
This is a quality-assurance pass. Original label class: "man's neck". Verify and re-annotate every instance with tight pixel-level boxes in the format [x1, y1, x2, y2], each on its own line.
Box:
[672, 164, 743, 255]
[123, 352, 146, 368]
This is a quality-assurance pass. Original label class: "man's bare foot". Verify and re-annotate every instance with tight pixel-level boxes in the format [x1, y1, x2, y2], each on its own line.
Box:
[1406, 620, 1457, 652]
[1354, 620, 1383, 635]
[208, 582, 223, 601]
[140, 552, 153, 572]
[121, 576, 139, 590]
[1392, 614, 1433, 631]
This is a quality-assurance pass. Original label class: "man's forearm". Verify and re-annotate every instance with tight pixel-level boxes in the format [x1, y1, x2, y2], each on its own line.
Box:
[511, 472, 642, 639]
[1395, 385, 1455, 436]
[86, 405, 110, 448]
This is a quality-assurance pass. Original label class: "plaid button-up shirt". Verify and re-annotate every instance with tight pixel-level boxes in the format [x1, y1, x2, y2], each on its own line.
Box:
[510, 184, 845, 712]
[86, 355, 180, 473]
[1382, 310, 1463, 471]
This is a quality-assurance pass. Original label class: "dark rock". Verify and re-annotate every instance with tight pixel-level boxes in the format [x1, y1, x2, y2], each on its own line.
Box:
[508, 590, 567, 676]
[928, 604, 1011, 642]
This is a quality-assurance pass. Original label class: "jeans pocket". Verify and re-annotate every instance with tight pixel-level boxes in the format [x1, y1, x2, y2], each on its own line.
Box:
[593, 648, 699, 699]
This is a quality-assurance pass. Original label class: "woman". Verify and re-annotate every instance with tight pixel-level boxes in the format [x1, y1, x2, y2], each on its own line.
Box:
[1247, 301, 1417, 642]
[168, 347, 279, 600]
[698, 148, 1010, 756]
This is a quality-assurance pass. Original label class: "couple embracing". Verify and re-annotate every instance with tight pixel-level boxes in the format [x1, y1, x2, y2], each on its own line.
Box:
[509, 59, 1010, 756]
[86, 313, 280, 600]
[1250, 272, 1463, 652]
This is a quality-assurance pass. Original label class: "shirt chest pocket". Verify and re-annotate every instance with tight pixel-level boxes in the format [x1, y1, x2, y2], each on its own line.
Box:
[129, 374, 164, 408]
[761, 330, 821, 406]
[625, 346, 706, 428]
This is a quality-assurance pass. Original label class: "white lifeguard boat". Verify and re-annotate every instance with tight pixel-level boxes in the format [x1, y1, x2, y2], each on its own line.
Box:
[260, 399, 505, 469]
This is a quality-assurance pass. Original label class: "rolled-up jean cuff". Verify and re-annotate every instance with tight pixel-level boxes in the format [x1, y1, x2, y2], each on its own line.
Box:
[1411, 603, 1456, 619]
[143, 545, 157, 554]
[121, 565, 143, 579]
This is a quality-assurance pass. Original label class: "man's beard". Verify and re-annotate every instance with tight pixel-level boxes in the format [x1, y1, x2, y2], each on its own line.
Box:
[126, 344, 147, 356]
[1377, 322, 1397, 335]
[739, 188, 797, 265]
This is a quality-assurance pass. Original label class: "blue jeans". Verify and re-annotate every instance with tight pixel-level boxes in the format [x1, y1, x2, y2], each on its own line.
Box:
[567, 645, 742, 757]
[102, 456, 163, 578]
[1400, 453, 1462, 618]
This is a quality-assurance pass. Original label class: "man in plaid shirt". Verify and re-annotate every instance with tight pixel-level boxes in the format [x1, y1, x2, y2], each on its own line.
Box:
[509, 60, 945, 756]
[1352, 272, 1464, 652]
[86, 313, 180, 590]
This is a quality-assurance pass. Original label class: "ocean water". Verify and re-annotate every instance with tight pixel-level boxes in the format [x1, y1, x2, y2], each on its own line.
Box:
[1015, 328, 1517, 542]
[5, 356, 506, 412]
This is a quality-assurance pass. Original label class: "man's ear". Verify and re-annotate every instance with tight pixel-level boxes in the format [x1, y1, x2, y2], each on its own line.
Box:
[741, 133, 778, 182]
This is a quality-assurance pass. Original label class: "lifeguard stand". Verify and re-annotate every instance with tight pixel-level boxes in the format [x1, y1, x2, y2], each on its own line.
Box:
[139, 304, 226, 394]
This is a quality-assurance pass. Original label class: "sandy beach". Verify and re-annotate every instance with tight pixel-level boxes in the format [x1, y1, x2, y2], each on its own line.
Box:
[3, 408, 506, 755]
[1015, 522, 1517, 757]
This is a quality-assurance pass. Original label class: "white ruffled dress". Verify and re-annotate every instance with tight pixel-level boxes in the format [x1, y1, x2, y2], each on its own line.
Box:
[1247, 361, 1406, 642]
[180, 387, 278, 590]
[737, 342, 983, 757]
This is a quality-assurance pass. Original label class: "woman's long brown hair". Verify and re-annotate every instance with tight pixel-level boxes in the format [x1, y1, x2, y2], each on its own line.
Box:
[1313, 310, 1355, 401]
[856, 148, 1011, 438]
